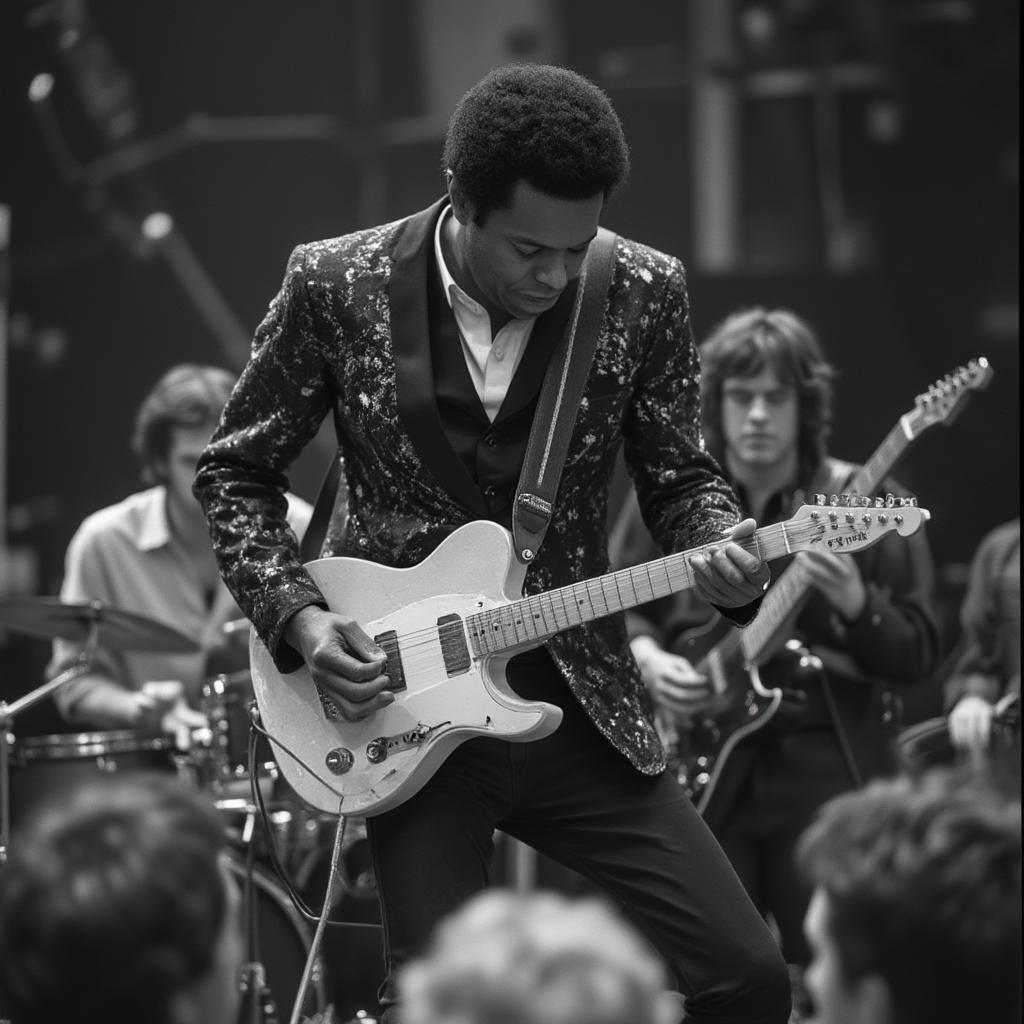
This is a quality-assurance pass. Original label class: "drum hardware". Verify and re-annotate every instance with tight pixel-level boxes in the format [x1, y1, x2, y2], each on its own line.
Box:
[0, 615, 102, 862]
[223, 700, 384, 1022]
[199, 670, 280, 801]
[235, 705, 348, 1024]
[222, 616, 252, 639]
[0, 599, 201, 862]
[224, 845, 328, 1024]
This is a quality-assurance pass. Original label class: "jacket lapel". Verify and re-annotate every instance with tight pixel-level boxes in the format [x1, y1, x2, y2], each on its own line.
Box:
[390, 199, 488, 516]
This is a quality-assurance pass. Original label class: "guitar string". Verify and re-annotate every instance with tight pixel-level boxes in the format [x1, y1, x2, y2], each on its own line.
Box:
[353, 522, 786, 662]
[346, 518, 880, 664]
[393, 517, 892, 660]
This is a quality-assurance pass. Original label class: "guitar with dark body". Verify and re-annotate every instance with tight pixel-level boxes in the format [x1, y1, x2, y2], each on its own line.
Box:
[666, 359, 993, 816]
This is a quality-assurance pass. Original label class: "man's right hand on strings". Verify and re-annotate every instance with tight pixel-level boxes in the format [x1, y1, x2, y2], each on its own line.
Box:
[285, 605, 394, 721]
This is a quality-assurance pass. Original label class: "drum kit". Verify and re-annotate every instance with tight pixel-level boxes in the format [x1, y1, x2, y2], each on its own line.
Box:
[0, 595, 383, 1023]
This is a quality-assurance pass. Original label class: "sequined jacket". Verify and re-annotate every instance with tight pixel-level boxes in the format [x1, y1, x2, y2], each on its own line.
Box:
[193, 198, 745, 775]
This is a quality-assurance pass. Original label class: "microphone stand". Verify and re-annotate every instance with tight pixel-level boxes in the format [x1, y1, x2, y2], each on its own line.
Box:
[0, 625, 96, 864]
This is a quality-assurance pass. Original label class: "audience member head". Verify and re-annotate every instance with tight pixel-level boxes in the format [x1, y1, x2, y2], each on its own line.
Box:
[442, 63, 630, 224]
[796, 767, 1022, 1024]
[399, 888, 676, 1024]
[0, 773, 242, 1024]
[699, 307, 835, 482]
[132, 363, 236, 486]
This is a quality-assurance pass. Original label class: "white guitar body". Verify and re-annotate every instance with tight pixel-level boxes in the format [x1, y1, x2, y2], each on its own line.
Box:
[250, 521, 562, 817]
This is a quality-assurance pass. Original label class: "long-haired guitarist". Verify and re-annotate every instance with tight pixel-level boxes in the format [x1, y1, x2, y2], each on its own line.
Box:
[610, 307, 939, 1009]
[195, 65, 793, 1024]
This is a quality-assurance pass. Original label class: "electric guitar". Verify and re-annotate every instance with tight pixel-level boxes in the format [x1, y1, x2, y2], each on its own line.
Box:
[669, 358, 993, 816]
[250, 498, 928, 817]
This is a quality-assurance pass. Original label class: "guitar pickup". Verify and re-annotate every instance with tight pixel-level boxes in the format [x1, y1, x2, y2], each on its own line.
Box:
[374, 630, 407, 692]
[437, 613, 471, 675]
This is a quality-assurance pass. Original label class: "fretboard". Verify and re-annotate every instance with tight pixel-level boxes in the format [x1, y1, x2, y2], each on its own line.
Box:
[465, 519, 811, 657]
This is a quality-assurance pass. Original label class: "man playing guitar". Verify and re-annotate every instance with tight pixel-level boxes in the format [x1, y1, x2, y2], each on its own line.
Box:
[195, 65, 793, 1024]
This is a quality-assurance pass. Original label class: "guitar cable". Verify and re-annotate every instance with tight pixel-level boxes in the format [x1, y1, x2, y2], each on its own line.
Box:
[245, 713, 350, 925]
[818, 672, 864, 790]
[246, 715, 351, 1024]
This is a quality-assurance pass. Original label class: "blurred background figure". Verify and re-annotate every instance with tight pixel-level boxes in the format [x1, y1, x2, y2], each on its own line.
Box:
[610, 307, 939, 1010]
[896, 517, 1020, 790]
[796, 767, 1022, 1024]
[944, 518, 1020, 764]
[0, 772, 244, 1024]
[399, 888, 680, 1024]
[45, 363, 311, 744]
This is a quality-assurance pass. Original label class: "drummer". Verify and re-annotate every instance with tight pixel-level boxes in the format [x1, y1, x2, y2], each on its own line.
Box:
[46, 364, 312, 747]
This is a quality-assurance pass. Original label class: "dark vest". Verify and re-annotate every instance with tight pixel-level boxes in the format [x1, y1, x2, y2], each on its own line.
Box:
[426, 250, 576, 530]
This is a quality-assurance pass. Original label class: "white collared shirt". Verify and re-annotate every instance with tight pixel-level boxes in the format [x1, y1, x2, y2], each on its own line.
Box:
[47, 486, 312, 718]
[434, 205, 535, 421]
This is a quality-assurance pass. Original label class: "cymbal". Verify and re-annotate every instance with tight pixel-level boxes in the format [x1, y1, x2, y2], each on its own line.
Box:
[0, 597, 198, 653]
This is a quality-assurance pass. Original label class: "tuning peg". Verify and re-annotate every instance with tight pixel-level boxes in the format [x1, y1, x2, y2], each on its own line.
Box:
[814, 493, 826, 506]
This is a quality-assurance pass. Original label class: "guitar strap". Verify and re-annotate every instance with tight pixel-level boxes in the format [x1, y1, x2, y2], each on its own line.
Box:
[511, 227, 618, 565]
[299, 409, 345, 564]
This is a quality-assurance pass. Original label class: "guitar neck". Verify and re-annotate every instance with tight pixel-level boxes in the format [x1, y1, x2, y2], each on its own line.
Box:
[467, 521, 806, 657]
[740, 424, 910, 661]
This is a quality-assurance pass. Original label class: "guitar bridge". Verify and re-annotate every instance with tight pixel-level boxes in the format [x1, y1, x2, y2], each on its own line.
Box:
[366, 721, 450, 764]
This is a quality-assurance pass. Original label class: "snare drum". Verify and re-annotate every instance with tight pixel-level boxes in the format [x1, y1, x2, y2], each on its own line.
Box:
[9, 730, 179, 826]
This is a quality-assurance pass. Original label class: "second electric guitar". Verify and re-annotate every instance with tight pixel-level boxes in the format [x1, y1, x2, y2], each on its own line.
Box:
[669, 358, 993, 815]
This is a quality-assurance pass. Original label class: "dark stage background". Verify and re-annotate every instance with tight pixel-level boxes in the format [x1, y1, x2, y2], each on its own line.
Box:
[1, 0, 1018, 733]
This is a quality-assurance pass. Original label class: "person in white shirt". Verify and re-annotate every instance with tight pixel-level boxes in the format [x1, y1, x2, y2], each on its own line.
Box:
[47, 363, 312, 745]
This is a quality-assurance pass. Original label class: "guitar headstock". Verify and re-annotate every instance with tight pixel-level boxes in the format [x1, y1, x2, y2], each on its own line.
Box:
[909, 357, 994, 433]
[787, 493, 930, 554]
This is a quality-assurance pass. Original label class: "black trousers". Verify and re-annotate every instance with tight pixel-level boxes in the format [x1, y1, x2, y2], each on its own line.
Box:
[712, 730, 856, 967]
[366, 653, 791, 1023]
